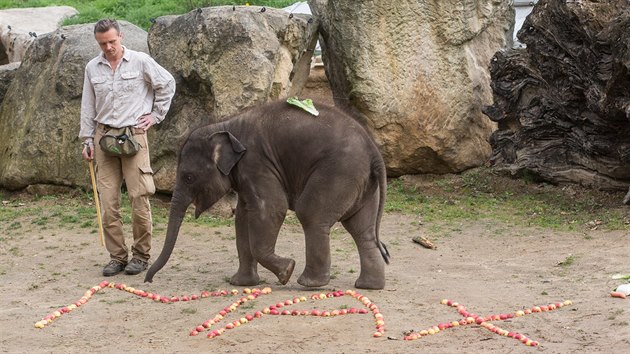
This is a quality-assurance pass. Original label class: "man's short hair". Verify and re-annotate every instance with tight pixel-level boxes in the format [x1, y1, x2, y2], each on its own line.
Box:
[94, 19, 120, 35]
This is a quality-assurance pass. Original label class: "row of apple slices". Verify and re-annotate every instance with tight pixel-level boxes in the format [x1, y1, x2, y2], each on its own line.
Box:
[403, 298, 573, 346]
[197, 289, 385, 339]
[34, 281, 268, 328]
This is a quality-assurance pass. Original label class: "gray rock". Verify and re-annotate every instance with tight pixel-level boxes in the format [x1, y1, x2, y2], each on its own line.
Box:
[147, 6, 317, 191]
[0, 4, 519, 191]
[25, 183, 78, 196]
[0, 21, 148, 190]
[309, 0, 514, 175]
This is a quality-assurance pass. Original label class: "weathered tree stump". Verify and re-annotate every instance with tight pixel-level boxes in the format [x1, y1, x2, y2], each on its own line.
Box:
[484, 0, 630, 197]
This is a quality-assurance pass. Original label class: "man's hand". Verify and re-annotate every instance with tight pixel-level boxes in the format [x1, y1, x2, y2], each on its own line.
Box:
[82, 141, 94, 161]
[135, 113, 156, 131]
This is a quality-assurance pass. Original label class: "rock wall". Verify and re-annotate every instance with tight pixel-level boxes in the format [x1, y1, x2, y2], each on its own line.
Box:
[4, 2, 626, 195]
[308, 0, 514, 175]
[484, 0, 630, 190]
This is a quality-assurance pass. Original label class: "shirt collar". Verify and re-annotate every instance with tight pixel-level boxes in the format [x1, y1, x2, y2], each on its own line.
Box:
[121, 46, 131, 61]
[97, 45, 130, 64]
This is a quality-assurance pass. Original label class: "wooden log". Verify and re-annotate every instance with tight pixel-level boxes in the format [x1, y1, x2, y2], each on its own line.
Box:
[484, 0, 630, 194]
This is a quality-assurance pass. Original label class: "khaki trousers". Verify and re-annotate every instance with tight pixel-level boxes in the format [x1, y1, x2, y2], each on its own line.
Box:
[94, 124, 156, 263]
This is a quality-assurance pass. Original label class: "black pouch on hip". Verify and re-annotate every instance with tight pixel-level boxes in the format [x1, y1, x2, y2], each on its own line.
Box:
[99, 126, 140, 156]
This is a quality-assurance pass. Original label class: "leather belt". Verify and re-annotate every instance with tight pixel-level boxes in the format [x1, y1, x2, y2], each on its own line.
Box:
[98, 123, 145, 135]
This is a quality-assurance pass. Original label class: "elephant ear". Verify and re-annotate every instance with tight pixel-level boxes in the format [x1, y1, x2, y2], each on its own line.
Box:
[211, 131, 246, 175]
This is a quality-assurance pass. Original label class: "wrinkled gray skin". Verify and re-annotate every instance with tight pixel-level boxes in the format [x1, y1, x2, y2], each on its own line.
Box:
[145, 101, 390, 289]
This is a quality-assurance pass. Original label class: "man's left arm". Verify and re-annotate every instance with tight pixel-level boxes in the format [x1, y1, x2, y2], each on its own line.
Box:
[140, 57, 176, 129]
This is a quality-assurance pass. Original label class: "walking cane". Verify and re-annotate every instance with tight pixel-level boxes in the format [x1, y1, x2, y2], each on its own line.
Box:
[88, 158, 105, 247]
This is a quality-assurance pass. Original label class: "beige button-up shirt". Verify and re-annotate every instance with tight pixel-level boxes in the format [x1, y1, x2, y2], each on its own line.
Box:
[79, 46, 175, 140]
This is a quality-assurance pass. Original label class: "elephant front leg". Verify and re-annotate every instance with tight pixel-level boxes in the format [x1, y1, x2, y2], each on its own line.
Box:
[248, 209, 295, 285]
[230, 205, 259, 286]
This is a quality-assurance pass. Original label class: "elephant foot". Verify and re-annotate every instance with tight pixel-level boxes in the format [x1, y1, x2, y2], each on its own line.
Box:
[354, 275, 385, 290]
[297, 272, 330, 288]
[230, 271, 260, 286]
[276, 259, 295, 285]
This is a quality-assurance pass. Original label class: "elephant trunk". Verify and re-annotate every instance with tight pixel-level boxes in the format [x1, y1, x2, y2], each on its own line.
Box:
[144, 193, 190, 283]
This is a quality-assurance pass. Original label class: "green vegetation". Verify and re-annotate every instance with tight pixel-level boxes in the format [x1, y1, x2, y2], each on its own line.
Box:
[184, 212, 234, 228]
[0, 191, 228, 238]
[0, 168, 627, 242]
[557, 254, 576, 267]
[385, 168, 629, 232]
[0, 0, 298, 30]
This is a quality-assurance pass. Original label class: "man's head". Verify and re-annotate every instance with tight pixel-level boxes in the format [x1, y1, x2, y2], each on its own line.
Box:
[94, 19, 123, 61]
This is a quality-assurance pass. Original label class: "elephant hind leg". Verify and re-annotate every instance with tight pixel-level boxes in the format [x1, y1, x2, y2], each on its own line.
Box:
[296, 222, 331, 287]
[294, 174, 359, 288]
[341, 199, 385, 290]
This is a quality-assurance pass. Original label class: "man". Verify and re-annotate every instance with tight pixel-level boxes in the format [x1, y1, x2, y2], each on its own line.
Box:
[79, 19, 175, 276]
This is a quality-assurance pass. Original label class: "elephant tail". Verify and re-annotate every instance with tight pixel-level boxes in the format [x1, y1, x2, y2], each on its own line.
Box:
[372, 155, 390, 265]
[379, 241, 390, 265]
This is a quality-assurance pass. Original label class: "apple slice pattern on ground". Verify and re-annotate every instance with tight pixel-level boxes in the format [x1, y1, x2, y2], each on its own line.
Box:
[33, 281, 572, 347]
[402, 298, 573, 346]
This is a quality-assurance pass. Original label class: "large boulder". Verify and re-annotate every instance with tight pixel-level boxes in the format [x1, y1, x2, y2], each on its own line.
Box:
[308, 0, 514, 175]
[147, 6, 317, 191]
[484, 0, 630, 190]
[0, 22, 148, 190]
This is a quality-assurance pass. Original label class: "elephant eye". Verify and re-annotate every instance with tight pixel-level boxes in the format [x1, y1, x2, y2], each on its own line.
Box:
[184, 173, 194, 184]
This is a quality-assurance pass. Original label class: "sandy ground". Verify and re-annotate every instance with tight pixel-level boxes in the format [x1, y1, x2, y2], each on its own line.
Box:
[1, 181, 629, 353]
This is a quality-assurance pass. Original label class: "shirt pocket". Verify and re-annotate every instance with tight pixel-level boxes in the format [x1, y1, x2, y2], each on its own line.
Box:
[90, 76, 109, 95]
[121, 71, 143, 93]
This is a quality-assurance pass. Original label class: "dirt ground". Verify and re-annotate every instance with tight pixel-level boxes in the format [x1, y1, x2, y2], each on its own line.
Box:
[1, 174, 628, 353]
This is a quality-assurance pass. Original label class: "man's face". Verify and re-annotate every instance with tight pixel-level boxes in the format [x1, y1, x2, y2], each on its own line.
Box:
[95, 28, 123, 60]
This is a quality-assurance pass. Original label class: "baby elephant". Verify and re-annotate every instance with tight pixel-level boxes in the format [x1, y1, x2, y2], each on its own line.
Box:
[145, 100, 390, 289]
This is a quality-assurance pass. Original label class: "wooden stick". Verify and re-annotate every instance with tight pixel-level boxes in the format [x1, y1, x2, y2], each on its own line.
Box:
[88, 160, 105, 247]
[412, 236, 436, 250]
